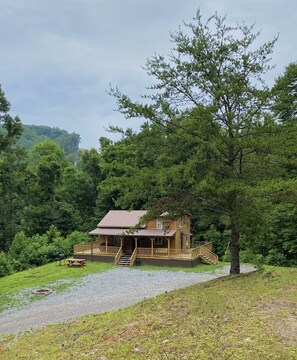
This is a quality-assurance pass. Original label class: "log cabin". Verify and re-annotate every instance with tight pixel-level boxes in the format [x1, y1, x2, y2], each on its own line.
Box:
[73, 210, 218, 267]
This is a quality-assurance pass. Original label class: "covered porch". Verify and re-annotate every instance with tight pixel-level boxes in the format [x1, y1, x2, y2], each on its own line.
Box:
[73, 237, 218, 265]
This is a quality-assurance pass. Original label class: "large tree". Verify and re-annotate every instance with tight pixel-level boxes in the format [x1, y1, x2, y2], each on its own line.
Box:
[110, 11, 279, 274]
[272, 62, 297, 123]
[22, 140, 83, 235]
[0, 85, 24, 251]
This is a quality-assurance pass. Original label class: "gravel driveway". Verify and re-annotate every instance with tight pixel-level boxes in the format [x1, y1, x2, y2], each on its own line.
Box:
[0, 265, 255, 334]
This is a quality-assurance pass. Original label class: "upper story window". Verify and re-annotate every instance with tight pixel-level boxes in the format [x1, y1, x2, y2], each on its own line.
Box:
[157, 218, 163, 229]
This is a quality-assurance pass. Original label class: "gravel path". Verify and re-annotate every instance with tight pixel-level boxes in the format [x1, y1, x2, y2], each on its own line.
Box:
[0, 265, 255, 334]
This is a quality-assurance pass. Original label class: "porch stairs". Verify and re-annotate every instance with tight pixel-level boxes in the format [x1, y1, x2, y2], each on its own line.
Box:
[117, 253, 131, 267]
[199, 253, 217, 265]
[199, 245, 219, 265]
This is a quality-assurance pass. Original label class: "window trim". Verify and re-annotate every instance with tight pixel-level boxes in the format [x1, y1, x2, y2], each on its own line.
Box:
[156, 218, 163, 230]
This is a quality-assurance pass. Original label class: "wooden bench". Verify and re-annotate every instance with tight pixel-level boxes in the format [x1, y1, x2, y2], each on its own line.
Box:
[67, 258, 86, 267]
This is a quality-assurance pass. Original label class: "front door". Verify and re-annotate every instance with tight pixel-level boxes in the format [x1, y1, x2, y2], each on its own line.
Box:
[123, 238, 135, 254]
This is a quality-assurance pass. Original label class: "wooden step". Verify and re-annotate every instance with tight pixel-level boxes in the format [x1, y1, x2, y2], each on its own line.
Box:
[117, 253, 131, 267]
[200, 254, 216, 265]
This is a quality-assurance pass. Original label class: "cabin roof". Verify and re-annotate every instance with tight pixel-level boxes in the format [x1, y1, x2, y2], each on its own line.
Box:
[97, 210, 147, 228]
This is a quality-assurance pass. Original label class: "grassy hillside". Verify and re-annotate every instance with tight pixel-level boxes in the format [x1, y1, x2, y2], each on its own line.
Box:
[0, 266, 296, 359]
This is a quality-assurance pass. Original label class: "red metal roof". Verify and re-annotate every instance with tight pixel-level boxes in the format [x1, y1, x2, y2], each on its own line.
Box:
[98, 210, 147, 228]
[89, 228, 176, 237]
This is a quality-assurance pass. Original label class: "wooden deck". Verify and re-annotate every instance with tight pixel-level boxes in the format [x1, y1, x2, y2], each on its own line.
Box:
[73, 242, 218, 264]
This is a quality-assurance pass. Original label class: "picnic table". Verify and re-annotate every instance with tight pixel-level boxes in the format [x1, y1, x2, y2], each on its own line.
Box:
[67, 258, 86, 267]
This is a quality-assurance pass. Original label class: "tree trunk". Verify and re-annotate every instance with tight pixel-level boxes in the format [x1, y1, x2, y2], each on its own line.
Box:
[230, 221, 240, 274]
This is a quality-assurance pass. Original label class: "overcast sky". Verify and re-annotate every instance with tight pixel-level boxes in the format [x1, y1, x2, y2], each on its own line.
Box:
[0, 0, 296, 149]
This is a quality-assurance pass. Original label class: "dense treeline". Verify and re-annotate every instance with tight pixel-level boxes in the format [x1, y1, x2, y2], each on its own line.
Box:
[0, 11, 296, 276]
[17, 124, 81, 164]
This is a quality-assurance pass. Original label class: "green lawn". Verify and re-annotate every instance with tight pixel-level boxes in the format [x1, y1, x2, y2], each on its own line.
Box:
[0, 266, 296, 359]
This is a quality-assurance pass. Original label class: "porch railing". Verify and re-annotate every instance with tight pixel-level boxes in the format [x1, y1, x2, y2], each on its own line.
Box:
[199, 245, 219, 264]
[114, 246, 123, 265]
[103, 246, 120, 255]
[74, 243, 218, 263]
[136, 247, 198, 259]
[74, 243, 120, 256]
[73, 241, 101, 255]
[130, 248, 137, 267]
[202, 241, 213, 251]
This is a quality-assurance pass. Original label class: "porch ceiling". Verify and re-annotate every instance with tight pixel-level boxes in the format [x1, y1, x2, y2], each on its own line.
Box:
[89, 228, 176, 237]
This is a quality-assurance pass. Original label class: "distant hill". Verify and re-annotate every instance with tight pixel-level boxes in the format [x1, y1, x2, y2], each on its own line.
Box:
[17, 124, 81, 157]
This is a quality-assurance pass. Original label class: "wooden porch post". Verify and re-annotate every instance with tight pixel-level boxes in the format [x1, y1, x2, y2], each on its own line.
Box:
[150, 237, 154, 256]
[105, 236, 108, 254]
[121, 237, 123, 248]
[134, 237, 138, 249]
[167, 237, 170, 258]
[91, 240, 93, 261]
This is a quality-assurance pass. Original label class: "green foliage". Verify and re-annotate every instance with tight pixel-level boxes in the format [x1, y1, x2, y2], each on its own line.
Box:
[249, 203, 297, 267]
[203, 225, 231, 259]
[0, 85, 25, 251]
[65, 231, 90, 248]
[8, 227, 90, 272]
[238, 250, 264, 269]
[18, 124, 81, 158]
[59, 166, 97, 230]
[272, 62, 297, 122]
[0, 252, 13, 277]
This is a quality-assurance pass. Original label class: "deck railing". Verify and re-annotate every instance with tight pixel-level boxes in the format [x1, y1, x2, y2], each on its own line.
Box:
[103, 246, 120, 255]
[136, 247, 199, 259]
[202, 241, 213, 251]
[137, 247, 152, 256]
[190, 246, 201, 260]
[73, 241, 101, 255]
[74, 243, 217, 263]
[130, 248, 137, 266]
[137, 247, 169, 257]
[74, 243, 120, 256]
[114, 246, 123, 265]
[199, 245, 219, 264]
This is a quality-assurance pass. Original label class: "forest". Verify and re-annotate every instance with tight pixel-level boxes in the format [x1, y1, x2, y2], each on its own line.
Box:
[0, 12, 296, 276]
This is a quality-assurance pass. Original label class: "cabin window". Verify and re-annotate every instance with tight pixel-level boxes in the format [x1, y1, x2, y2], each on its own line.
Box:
[154, 237, 163, 246]
[111, 237, 121, 247]
[157, 218, 163, 229]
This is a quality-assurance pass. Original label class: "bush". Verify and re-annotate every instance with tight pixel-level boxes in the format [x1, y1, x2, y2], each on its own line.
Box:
[239, 250, 264, 270]
[0, 252, 13, 277]
[204, 226, 230, 259]
[7, 228, 90, 272]
[8, 232, 31, 271]
[265, 249, 288, 266]
[66, 231, 89, 248]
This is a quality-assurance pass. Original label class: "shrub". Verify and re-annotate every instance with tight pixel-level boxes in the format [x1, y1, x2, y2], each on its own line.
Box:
[66, 231, 89, 248]
[0, 252, 13, 277]
[7, 228, 90, 272]
[8, 232, 31, 271]
[239, 250, 264, 269]
[265, 249, 288, 266]
[204, 226, 230, 259]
